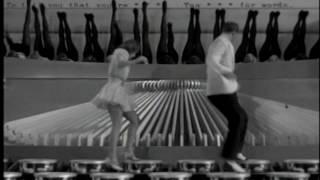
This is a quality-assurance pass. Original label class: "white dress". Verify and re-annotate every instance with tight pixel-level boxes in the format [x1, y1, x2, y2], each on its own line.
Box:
[91, 48, 135, 112]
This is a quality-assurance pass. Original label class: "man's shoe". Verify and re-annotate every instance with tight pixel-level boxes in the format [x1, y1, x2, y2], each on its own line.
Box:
[124, 153, 140, 161]
[104, 157, 123, 171]
[236, 153, 247, 161]
[226, 160, 246, 173]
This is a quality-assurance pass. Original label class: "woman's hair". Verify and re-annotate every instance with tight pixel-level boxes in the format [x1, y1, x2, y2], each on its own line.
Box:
[118, 39, 140, 54]
[222, 22, 239, 33]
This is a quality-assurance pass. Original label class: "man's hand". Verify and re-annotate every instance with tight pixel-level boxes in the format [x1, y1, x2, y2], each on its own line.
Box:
[136, 56, 149, 64]
[134, 56, 148, 64]
[222, 72, 237, 80]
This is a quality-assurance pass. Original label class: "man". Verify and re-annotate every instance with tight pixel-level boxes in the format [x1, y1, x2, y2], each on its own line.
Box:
[206, 22, 248, 172]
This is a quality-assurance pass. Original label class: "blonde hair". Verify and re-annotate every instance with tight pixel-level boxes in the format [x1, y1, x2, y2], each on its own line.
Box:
[118, 39, 140, 54]
[222, 22, 239, 33]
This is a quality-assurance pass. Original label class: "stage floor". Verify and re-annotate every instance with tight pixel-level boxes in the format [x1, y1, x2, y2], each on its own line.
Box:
[4, 145, 319, 163]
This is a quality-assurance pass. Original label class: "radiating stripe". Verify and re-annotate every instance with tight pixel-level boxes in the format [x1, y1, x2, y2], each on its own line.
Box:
[4, 80, 318, 146]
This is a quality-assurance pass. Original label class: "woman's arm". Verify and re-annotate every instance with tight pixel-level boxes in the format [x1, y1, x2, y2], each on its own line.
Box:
[118, 56, 148, 67]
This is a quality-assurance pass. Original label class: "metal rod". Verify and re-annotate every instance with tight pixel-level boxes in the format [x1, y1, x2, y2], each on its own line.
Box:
[66, 134, 74, 146]
[250, 132, 256, 146]
[54, 134, 60, 146]
[179, 90, 185, 146]
[168, 133, 172, 147]
[43, 133, 49, 146]
[170, 89, 181, 146]
[260, 133, 267, 146]
[194, 91, 222, 141]
[203, 133, 208, 147]
[184, 86, 194, 146]
[140, 91, 169, 140]
[198, 92, 227, 134]
[216, 134, 221, 147]
[157, 134, 162, 146]
[162, 90, 178, 143]
[187, 89, 206, 144]
[146, 134, 151, 147]
[180, 134, 184, 147]
[136, 91, 166, 137]
[191, 133, 196, 146]
[151, 91, 175, 140]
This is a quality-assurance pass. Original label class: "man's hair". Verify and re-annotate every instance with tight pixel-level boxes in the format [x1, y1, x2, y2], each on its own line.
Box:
[222, 22, 239, 33]
[119, 39, 140, 54]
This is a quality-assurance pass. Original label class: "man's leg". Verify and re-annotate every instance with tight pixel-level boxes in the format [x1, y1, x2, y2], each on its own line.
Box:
[207, 94, 248, 172]
[237, 105, 249, 156]
[208, 94, 248, 158]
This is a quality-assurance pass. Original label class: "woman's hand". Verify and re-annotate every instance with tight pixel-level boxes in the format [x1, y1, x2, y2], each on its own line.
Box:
[136, 56, 149, 64]
[118, 55, 149, 67]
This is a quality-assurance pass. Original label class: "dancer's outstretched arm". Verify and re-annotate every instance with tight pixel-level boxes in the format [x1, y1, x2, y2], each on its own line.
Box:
[118, 56, 148, 67]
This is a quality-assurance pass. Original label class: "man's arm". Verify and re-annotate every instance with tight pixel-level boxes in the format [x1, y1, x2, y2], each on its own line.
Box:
[206, 39, 233, 74]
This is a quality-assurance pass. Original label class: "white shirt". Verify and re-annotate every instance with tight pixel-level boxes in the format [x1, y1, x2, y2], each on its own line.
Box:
[108, 48, 130, 82]
[206, 34, 239, 95]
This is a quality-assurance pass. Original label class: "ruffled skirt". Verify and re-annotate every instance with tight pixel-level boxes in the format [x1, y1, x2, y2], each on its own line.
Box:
[91, 80, 135, 112]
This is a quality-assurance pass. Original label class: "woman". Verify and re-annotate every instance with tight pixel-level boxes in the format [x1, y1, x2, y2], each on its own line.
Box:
[91, 40, 148, 170]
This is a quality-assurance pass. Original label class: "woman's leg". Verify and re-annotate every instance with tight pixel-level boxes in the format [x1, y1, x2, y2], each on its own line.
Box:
[91, 15, 105, 62]
[83, 13, 94, 62]
[56, 12, 68, 60]
[22, 0, 31, 56]
[31, 5, 43, 58]
[40, 3, 55, 60]
[107, 105, 123, 164]
[123, 111, 140, 158]
[63, 12, 79, 61]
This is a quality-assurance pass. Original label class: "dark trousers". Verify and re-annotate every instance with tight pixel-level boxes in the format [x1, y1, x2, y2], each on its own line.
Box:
[207, 93, 248, 159]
